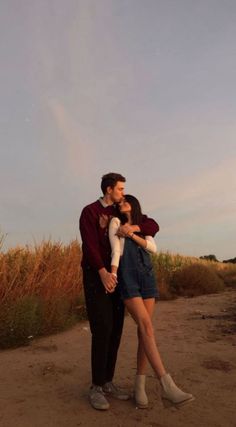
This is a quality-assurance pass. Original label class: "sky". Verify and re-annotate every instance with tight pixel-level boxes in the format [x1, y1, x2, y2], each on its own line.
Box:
[0, 0, 236, 261]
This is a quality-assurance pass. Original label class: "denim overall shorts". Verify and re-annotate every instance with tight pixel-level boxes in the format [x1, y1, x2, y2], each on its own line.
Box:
[118, 238, 159, 300]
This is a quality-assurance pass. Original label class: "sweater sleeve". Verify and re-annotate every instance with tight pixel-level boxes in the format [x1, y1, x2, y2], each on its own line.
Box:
[145, 236, 157, 254]
[139, 214, 159, 237]
[109, 217, 121, 268]
[79, 205, 105, 270]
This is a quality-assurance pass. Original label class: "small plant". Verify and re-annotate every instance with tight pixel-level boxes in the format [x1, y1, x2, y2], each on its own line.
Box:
[0, 296, 43, 348]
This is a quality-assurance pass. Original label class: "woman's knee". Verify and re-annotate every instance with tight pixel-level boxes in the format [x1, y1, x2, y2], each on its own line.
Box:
[138, 318, 154, 338]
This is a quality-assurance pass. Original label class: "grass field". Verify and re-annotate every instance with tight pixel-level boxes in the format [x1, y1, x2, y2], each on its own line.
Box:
[0, 238, 235, 349]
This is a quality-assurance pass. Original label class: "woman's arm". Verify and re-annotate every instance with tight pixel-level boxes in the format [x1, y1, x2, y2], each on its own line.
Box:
[145, 236, 157, 253]
[109, 217, 122, 275]
[127, 232, 157, 254]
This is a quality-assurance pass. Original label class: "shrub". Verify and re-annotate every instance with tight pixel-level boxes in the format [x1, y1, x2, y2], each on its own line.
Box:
[216, 269, 236, 288]
[170, 263, 225, 297]
[151, 251, 204, 300]
[0, 296, 43, 348]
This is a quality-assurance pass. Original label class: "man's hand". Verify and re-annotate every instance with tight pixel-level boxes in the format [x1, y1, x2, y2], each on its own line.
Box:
[116, 223, 135, 237]
[99, 268, 117, 293]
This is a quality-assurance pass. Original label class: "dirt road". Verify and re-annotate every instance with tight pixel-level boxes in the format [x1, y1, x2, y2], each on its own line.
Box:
[0, 289, 235, 427]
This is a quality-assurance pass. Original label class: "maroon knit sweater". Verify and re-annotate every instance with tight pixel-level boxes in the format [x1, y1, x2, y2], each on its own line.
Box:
[79, 199, 159, 271]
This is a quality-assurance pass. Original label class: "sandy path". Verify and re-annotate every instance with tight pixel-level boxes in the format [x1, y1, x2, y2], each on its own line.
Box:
[0, 289, 236, 427]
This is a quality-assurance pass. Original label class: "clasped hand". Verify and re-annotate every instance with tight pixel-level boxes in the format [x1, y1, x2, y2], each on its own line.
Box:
[116, 224, 133, 238]
[102, 271, 117, 293]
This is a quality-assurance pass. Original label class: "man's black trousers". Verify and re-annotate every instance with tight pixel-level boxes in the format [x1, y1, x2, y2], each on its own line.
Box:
[83, 267, 125, 386]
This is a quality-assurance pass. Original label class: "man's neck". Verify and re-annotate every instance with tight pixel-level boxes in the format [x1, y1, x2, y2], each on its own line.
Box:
[100, 195, 114, 206]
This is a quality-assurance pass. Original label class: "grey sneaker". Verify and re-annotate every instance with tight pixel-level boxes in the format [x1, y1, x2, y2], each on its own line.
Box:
[89, 385, 110, 410]
[103, 382, 130, 401]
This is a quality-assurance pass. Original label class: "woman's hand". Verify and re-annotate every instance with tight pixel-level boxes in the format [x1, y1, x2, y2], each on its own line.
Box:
[99, 268, 117, 293]
[99, 214, 109, 229]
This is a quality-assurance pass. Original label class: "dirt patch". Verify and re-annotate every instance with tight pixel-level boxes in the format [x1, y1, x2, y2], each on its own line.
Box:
[202, 358, 234, 372]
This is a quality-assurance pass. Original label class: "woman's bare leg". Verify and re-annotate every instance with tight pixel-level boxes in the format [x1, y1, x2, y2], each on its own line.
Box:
[127, 297, 194, 406]
[134, 298, 156, 408]
[137, 298, 156, 374]
[125, 297, 166, 379]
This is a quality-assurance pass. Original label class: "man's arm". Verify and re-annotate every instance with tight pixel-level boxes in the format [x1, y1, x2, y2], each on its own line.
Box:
[79, 206, 105, 270]
[79, 206, 116, 292]
[117, 215, 159, 238]
[139, 214, 159, 237]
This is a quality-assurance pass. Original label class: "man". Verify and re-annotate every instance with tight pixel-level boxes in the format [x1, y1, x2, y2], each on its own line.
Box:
[79, 172, 159, 410]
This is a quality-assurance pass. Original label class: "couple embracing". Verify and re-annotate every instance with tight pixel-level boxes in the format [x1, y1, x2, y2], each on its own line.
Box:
[79, 172, 194, 411]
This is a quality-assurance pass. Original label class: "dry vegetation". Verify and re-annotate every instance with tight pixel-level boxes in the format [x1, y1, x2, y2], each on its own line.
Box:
[0, 237, 236, 349]
[152, 251, 236, 299]
[0, 239, 85, 348]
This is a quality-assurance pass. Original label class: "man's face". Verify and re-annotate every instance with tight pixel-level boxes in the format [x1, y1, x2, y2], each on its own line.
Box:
[108, 181, 125, 203]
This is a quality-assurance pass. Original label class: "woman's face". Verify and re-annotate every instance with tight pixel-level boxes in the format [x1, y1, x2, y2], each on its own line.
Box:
[119, 199, 132, 213]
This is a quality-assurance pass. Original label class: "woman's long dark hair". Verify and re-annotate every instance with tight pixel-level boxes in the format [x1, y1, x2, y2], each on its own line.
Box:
[116, 194, 143, 225]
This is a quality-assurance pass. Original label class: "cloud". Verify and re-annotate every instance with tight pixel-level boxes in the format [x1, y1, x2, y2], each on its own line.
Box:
[145, 156, 236, 232]
[151, 156, 235, 206]
[47, 98, 94, 178]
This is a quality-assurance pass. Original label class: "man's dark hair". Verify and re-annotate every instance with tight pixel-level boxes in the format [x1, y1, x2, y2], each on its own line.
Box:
[101, 172, 126, 195]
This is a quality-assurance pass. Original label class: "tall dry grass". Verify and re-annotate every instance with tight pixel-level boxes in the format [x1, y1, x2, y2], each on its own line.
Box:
[0, 237, 235, 349]
[0, 239, 84, 348]
[1, 241, 82, 300]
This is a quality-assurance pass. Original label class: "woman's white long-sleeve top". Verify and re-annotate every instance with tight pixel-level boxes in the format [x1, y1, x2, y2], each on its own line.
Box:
[109, 217, 157, 268]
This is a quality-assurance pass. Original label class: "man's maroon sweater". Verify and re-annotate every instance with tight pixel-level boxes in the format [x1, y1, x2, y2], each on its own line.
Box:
[79, 199, 159, 271]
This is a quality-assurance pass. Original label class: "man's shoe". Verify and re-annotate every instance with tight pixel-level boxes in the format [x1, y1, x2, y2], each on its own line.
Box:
[89, 385, 110, 410]
[103, 381, 130, 401]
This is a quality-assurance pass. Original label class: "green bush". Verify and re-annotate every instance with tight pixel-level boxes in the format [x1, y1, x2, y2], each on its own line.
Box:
[170, 263, 225, 297]
[39, 296, 79, 335]
[0, 294, 87, 349]
[0, 296, 43, 348]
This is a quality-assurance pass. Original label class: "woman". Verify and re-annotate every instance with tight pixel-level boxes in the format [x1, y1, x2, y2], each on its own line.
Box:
[109, 195, 194, 408]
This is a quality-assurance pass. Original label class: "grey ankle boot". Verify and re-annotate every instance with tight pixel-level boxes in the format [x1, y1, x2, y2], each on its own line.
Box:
[134, 374, 148, 408]
[160, 373, 194, 406]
